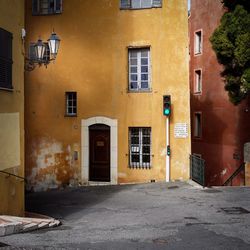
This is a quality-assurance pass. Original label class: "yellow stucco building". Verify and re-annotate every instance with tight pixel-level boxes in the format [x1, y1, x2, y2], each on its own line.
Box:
[25, 0, 190, 191]
[0, 0, 25, 215]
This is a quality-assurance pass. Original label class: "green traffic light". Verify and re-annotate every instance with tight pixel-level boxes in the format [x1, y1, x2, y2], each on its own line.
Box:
[164, 109, 170, 115]
[167, 145, 170, 156]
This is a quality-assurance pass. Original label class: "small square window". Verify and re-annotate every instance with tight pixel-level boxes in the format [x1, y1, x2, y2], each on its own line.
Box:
[65, 92, 77, 116]
[194, 113, 202, 138]
[194, 30, 202, 55]
[129, 127, 151, 168]
[194, 69, 202, 93]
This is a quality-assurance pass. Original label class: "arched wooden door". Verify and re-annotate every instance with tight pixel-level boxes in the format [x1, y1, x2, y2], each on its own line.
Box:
[89, 124, 110, 182]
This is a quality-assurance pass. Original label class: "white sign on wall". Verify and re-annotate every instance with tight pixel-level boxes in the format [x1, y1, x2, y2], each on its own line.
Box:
[174, 123, 188, 138]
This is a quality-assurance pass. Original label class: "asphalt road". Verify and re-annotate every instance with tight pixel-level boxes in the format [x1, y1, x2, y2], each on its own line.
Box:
[1, 181, 250, 249]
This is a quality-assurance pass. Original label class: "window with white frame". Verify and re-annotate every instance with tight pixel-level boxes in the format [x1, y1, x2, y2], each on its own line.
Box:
[194, 30, 202, 54]
[129, 48, 151, 91]
[32, 0, 62, 15]
[120, 0, 162, 9]
[194, 113, 202, 138]
[129, 127, 151, 168]
[194, 69, 202, 93]
[65, 92, 77, 116]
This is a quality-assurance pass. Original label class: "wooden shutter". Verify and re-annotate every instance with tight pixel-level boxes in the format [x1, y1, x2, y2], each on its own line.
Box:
[0, 28, 13, 89]
[120, 0, 131, 9]
[152, 0, 162, 7]
[55, 0, 62, 13]
[32, 0, 40, 15]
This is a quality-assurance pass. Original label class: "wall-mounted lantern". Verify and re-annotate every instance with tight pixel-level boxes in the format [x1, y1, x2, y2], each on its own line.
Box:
[25, 31, 61, 71]
[48, 32, 60, 60]
[34, 38, 46, 62]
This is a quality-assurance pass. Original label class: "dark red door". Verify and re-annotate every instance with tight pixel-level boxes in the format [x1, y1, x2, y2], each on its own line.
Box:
[89, 124, 110, 182]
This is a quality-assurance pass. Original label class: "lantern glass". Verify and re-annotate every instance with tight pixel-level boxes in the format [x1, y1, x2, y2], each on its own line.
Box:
[48, 32, 60, 59]
[34, 39, 46, 61]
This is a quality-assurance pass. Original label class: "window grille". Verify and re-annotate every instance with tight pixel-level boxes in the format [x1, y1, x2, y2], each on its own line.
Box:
[65, 92, 77, 116]
[129, 48, 150, 91]
[32, 0, 62, 15]
[129, 127, 151, 168]
[0, 28, 13, 90]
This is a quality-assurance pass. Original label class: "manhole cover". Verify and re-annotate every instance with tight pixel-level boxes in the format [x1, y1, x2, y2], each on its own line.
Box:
[0, 242, 9, 248]
[203, 189, 222, 193]
[221, 207, 250, 214]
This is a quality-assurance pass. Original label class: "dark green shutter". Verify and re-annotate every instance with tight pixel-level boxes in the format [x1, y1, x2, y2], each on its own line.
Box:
[152, 0, 162, 7]
[0, 28, 13, 89]
[120, 0, 131, 9]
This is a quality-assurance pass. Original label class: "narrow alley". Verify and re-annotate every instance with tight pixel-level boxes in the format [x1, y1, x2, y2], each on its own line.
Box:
[1, 182, 250, 249]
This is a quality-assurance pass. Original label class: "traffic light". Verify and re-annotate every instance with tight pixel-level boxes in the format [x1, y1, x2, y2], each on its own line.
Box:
[167, 145, 171, 156]
[163, 95, 171, 116]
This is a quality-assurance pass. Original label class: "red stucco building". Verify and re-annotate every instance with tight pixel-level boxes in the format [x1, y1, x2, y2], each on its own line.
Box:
[189, 0, 250, 186]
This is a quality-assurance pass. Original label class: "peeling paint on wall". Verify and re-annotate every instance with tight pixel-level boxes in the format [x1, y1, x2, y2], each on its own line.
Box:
[26, 137, 80, 192]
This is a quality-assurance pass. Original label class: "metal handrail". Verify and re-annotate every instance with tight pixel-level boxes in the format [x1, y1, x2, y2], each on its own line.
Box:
[0, 170, 26, 182]
[223, 162, 245, 186]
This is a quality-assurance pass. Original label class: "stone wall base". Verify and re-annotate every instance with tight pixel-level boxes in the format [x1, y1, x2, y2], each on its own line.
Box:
[245, 162, 250, 186]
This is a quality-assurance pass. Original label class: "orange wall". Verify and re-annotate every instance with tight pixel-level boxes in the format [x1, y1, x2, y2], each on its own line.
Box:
[25, 0, 190, 191]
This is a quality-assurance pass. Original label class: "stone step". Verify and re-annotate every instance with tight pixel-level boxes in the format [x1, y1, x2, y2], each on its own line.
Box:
[0, 215, 61, 236]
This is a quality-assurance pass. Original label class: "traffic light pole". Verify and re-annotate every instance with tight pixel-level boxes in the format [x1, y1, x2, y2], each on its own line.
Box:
[163, 95, 171, 182]
[166, 116, 170, 182]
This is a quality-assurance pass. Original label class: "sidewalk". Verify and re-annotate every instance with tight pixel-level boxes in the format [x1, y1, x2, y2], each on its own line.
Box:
[0, 212, 60, 237]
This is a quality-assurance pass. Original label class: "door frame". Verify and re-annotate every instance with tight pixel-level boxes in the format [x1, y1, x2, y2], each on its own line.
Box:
[81, 116, 118, 185]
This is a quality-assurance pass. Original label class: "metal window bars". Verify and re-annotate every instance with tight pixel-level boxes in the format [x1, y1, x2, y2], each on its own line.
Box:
[129, 127, 152, 169]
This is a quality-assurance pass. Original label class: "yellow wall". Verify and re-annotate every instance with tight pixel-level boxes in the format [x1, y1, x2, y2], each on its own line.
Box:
[0, 0, 25, 215]
[25, 0, 190, 191]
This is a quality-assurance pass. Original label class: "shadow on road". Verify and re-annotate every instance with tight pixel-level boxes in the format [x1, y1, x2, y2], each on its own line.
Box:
[25, 184, 138, 220]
